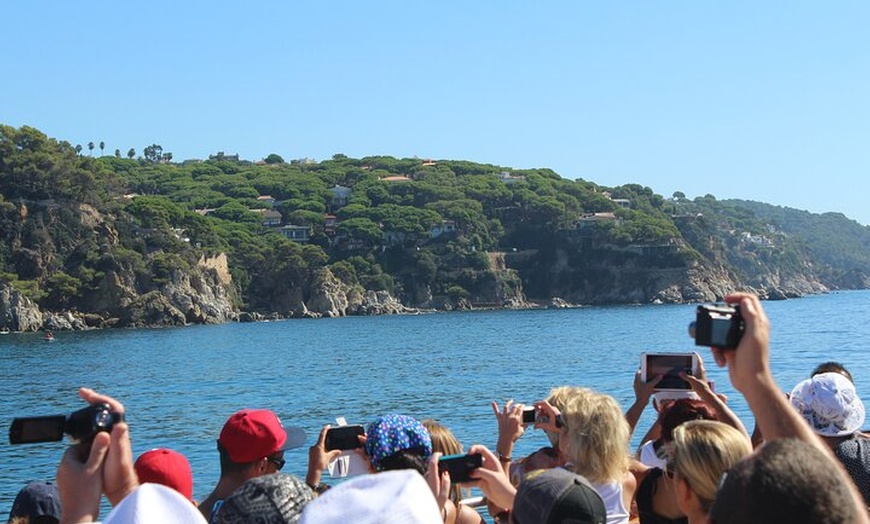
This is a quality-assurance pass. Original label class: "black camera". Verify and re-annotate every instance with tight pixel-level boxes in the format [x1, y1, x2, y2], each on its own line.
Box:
[9, 403, 123, 445]
[689, 304, 744, 349]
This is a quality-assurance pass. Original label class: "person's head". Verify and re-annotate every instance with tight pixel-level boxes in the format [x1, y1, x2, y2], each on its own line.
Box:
[559, 388, 630, 484]
[7, 481, 61, 524]
[544, 386, 584, 447]
[511, 468, 606, 524]
[790, 372, 865, 438]
[217, 409, 305, 478]
[365, 414, 432, 474]
[134, 448, 194, 502]
[659, 398, 719, 444]
[811, 362, 853, 383]
[709, 438, 860, 524]
[101, 483, 207, 524]
[421, 419, 463, 503]
[217, 473, 314, 524]
[667, 420, 752, 515]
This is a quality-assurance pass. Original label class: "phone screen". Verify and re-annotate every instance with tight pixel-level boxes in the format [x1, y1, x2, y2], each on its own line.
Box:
[9, 416, 66, 444]
[438, 453, 483, 483]
[325, 425, 364, 451]
[646, 355, 694, 390]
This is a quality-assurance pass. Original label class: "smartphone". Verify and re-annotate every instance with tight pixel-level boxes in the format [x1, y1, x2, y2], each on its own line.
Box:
[9, 415, 67, 444]
[640, 353, 700, 391]
[325, 425, 364, 451]
[522, 407, 536, 424]
[438, 453, 483, 483]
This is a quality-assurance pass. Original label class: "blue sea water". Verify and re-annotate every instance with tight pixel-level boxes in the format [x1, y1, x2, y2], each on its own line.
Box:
[2, 290, 870, 514]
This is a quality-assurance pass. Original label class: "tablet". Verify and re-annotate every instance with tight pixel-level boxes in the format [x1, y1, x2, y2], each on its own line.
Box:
[640, 352, 700, 392]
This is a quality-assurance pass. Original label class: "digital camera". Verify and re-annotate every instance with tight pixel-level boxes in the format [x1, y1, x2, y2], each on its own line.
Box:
[9, 402, 123, 445]
[689, 304, 744, 349]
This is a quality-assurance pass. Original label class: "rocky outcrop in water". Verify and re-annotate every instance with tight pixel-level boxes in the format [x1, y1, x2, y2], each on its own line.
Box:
[0, 283, 44, 331]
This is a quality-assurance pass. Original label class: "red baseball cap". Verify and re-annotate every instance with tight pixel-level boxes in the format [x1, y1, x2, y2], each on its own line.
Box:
[134, 448, 194, 502]
[218, 409, 302, 463]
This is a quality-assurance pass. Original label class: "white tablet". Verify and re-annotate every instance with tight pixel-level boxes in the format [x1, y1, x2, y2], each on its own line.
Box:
[640, 352, 701, 400]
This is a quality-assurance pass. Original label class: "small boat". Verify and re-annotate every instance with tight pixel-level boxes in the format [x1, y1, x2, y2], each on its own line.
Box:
[43, 332, 55, 342]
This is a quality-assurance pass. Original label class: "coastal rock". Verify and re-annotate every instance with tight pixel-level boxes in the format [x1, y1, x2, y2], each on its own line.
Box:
[118, 291, 188, 328]
[161, 264, 237, 324]
[43, 311, 88, 331]
[350, 290, 416, 315]
[305, 269, 350, 318]
[0, 282, 43, 332]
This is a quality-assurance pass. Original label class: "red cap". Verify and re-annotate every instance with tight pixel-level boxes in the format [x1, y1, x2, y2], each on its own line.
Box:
[134, 448, 194, 502]
[218, 409, 288, 463]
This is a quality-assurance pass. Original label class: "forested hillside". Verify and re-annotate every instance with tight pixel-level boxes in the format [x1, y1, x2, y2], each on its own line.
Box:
[0, 125, 867, 330]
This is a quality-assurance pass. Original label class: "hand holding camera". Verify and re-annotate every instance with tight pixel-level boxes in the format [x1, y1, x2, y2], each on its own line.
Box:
[690, 303, 745, 349]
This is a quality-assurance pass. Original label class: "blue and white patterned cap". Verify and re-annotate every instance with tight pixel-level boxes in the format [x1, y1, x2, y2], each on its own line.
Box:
[365, 414, 432, 470]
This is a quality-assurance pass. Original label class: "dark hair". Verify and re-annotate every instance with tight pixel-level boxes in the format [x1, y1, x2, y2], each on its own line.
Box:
[218, 442, 258, 475]
[811, 362, 853, 383]
[659, 398, 719, 444]
[710, 439, 859, 524]
[376, 448, 429, 476]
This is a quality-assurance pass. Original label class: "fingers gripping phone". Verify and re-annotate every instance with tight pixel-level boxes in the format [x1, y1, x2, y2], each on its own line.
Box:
[438, 453, 483, 483]
[640, 353, 700, 399]
[325, 425, 364, 451]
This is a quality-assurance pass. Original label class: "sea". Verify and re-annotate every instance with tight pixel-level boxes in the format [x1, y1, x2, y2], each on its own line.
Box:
[2, 290, 869, 516]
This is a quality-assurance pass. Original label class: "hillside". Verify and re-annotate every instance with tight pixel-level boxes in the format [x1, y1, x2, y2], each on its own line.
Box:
[0, 124, 867, 331]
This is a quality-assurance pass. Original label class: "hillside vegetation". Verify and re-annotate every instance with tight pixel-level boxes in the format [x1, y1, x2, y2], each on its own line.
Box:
[1, 125, 867, 330]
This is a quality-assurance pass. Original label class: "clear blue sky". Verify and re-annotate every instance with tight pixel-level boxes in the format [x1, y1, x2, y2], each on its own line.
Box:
[3, 2, 869, 225]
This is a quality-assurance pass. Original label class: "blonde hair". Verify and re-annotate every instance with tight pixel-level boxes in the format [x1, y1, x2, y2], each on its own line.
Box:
[422, 419, 465, 504]
[669, 420, 752, 512]
[560, 388, 630, 484]
[545, 386, 585, 447]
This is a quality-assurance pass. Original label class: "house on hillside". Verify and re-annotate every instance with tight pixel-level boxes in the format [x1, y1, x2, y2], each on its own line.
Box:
[381, 175, 412, 183]
[252, 209, 283, 227]
[430, 220, 457, 239]
[280, 225, 311, 243]
[498, 171, 525, 184]
[257, 195, 277, 206]
[330, 185, 352, 208]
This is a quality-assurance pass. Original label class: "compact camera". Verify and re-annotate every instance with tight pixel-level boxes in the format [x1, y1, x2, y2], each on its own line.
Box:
[689, 304, 744, 349]
[9, 403, 123, 445]
[438, 453, 483, 483]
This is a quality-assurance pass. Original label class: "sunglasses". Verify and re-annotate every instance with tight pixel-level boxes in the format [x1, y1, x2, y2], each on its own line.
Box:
[267, 455, 286, 470]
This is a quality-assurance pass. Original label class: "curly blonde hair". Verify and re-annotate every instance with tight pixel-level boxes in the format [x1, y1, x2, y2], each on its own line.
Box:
[669, 420, 752, 512]
[559, 388, 630, 484]
[544, 386, 585, 447]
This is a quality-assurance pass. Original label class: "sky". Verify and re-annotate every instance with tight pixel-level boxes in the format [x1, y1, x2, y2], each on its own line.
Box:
[3, 2, 869, 225]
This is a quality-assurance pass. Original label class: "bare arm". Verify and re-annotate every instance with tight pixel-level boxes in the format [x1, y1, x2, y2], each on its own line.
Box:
[712, 292, 869, 522]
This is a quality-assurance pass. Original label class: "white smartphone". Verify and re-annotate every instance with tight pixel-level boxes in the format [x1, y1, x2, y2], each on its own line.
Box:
[640, 352, 700, 395]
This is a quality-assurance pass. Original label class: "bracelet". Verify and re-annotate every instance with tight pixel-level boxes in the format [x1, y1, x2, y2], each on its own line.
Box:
[308, 482, 330, 494]
[497, 451, 512, 462]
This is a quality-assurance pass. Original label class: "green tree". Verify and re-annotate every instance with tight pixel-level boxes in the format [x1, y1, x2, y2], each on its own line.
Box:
[264, 153, 284, 164]
[75, 144, 83, 155]
[114, 148, 121, 158]
[127, 148, 136, 159]
[99, 141, 105, 156]
[88, 142, 95, 156]
[143, 144, 163, 163]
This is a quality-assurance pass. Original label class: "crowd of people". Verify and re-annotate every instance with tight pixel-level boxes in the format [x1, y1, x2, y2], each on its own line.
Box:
[7, 292, 870, 524]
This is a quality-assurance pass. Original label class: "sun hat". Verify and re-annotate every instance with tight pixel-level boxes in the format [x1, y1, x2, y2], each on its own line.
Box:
[512, 468, 607, 524]
[134, 448, 194, 502]
[218, 409, 307, 463]
[103, 483, 206, 523]
[790, 371, 866, 437]
[8, 480, 61, 522]
[364, 414, 432, 470]
[298, 470, 441, 524]
[217, 473, 314, 524]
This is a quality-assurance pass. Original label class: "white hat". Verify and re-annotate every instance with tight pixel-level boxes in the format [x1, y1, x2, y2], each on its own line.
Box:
[103, 482, 206, 524]
[299, 470, 441, 524]
[790, 372, 866, 437]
